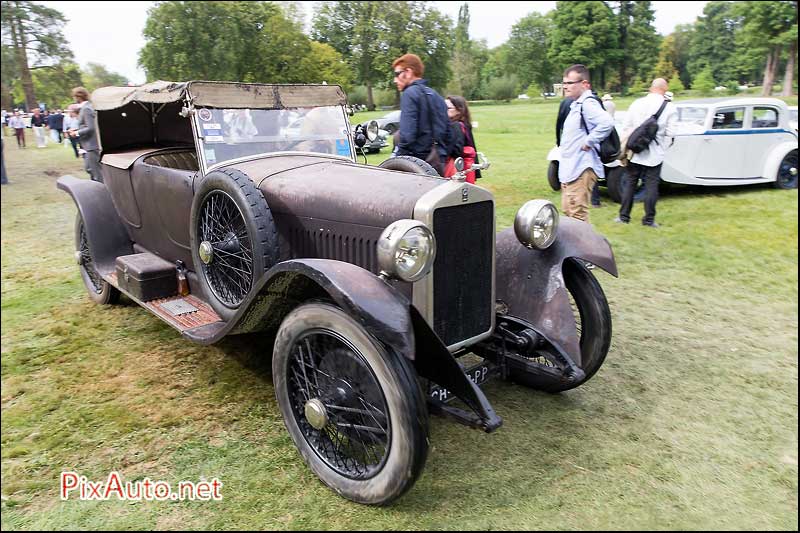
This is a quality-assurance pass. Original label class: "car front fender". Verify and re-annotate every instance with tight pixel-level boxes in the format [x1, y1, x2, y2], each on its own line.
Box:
[495, 218, 618, 366]
[762, 140, 798, 181]
[56, 174, 133, 275]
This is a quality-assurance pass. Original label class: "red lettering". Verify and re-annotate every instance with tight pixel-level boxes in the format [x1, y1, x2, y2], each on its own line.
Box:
[61, 472, 79, 500]
[211, 478, 223, 500]
[103, 471, 124, 500]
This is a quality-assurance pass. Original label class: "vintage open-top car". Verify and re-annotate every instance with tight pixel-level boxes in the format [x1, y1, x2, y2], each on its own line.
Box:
[58, 80, 618, 505]
[547, 96, 798, 199]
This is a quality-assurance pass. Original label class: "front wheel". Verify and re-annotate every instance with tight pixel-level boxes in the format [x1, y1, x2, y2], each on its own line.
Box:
[774, 150, 798, 189]
[508, 258, 612, 393]
[74, 213, 120, 305]
[547, 161, 561, 191]
[272, 303, 429, 505]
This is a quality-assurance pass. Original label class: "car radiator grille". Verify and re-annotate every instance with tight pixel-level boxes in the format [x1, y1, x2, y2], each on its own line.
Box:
[432, 201, 494, 346]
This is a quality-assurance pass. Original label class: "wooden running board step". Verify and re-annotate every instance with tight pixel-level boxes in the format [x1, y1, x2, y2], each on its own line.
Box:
[107, 272, 223, 333]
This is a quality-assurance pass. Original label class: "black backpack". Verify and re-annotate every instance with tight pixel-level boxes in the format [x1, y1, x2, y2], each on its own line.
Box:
[625, 99, 669, 154]
[579, 96, 621, 164]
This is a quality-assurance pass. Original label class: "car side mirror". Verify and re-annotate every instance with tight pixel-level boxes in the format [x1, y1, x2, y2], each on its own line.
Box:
[366, 120, 379, 142]
[454, 157, 465, 172]
[354, 131, 367, 148]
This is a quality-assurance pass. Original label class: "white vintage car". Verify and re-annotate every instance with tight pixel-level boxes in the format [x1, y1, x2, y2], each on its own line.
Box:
[547, 97, 798, 200]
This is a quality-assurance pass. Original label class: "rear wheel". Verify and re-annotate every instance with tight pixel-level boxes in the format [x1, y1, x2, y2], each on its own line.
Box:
[273, 302, 429, 505]
[605, 166, 623, 203]
[508, 258, 612, 393]
[74, 213, 120, 305]
[547, 161, 561, 191]
[774, 150, 798, 189]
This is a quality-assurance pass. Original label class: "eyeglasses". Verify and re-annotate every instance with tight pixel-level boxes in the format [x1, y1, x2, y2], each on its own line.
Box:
[562, 80, 585, 86]
[393, 69, 405, 78]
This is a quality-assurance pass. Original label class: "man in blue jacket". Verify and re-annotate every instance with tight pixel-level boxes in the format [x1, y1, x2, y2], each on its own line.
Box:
[392, 53, 450, 176]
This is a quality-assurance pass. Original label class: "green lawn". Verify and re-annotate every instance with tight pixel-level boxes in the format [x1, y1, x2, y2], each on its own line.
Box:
[1, 98, 797, 530]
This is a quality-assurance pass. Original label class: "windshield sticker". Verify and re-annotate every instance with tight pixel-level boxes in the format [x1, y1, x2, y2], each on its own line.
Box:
[204, 135, 224, 143]
[198, 108, 213, 121]
[201, 123, 221, 130]
[204, 148, 216, 164]
[336, 138, 351, 156]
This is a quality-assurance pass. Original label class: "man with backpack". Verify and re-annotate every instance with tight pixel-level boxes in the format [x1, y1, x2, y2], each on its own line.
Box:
[615, 78, 677, 228]
[392, 53, 450, 176]
[558, 64, 615, 223]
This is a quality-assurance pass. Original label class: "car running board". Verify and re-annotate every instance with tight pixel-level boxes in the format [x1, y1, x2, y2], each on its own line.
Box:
[105, 271, 226, 341]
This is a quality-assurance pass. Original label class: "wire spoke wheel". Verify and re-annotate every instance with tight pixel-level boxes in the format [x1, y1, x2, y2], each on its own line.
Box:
[287, 329, 391, 480]
[78, 219, 104, 294]
[197, 191, 254, 307]
[776, 150, 798, 189]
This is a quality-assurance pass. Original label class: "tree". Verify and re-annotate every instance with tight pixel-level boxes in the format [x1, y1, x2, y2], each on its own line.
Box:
[507, 12, 557, 94]
[615, 1, 660, 92]
[486, 75, 519, 101]
[551, 1, 620, 89]
[668, 71, 685, 93]
[692, 67, 716, 94]
[82, 62, 127, 92]
[448, 3, 480, 99]
[312, 1, 385, 109]
[140, 1, 336, 86]
[1, 0, 73, 110]
[295, 41, 354, 90]
[732, 1, 797, 95]
[687, 2, 738, 86]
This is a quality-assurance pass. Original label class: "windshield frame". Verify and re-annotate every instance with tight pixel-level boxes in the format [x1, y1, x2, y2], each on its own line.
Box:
[190, 104, 356, 174]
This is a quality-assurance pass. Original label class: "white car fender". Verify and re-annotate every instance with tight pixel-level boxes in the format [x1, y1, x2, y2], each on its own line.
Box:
[762, 141, 798, 181]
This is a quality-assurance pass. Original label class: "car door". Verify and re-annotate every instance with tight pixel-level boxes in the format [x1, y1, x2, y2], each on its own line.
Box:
[744, 106, 783, 178]
[692, 106, 747, 180]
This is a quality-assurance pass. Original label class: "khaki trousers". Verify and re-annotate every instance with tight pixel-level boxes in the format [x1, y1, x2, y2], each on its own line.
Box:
[561, 168, 598, 223]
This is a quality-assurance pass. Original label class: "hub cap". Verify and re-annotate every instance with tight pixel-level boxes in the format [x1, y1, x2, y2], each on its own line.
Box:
[199, 241, 214, 265]
[304, 398, 329, 430]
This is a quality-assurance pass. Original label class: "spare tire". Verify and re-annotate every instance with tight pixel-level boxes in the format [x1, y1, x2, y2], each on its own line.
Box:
[378, 156, 440, 177]
[190, 168, 279, 320]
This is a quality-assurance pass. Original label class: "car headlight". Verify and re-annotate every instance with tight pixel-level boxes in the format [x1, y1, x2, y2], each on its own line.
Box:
[377, 220, 436, 282]
[514, 199, 559, 249]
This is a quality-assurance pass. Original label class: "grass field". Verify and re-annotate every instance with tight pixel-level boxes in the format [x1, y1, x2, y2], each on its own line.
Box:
[1, 97, 797, 530]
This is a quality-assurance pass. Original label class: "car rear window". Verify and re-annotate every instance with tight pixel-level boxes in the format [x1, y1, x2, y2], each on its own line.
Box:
[752, 107, 778, 128]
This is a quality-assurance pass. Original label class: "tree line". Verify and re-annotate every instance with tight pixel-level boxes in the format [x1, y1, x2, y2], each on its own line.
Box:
[2, 1, 797, 112]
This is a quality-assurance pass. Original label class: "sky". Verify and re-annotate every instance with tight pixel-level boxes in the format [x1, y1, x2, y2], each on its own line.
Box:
[39, 1, 710, 85]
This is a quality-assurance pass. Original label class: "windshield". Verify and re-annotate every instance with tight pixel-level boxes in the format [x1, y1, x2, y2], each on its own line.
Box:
[675, 106, 708, 127]
[195, 105, 353, 168]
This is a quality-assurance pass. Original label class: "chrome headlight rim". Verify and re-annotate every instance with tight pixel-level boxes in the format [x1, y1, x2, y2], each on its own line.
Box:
[514, 199, 559, 250]
[377, 219, 436, 282]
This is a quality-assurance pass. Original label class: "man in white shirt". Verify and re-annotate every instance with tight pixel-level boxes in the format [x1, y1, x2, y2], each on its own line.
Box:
[615, 78, 677, 228]
[558, 64, 615, 223]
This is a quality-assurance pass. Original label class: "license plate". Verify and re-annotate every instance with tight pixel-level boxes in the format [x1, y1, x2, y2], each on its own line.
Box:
[428, 363, 492, 403]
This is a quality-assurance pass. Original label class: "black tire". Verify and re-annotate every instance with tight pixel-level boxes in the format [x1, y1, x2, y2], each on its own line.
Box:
[547, 160, 561, 191]
[774, 150, 798, 189]
[190, 169, 279, 320]
[605, 165, 624, 203]
[378, 156, 440, 177]
[273, 302, 429, 505]
[508, 258, 612, 393]
[74, 213, 120, 305]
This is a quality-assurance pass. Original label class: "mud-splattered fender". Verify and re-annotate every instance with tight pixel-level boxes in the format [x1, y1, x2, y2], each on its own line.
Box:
[495, 217, 618, 366]
[56, 174, 133, 275]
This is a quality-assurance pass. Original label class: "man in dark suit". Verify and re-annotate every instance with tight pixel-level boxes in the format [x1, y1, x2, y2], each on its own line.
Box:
[68, 87, 103, 182]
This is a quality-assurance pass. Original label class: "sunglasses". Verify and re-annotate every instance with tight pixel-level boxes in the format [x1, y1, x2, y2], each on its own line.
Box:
[562, 80, 585, 86]
[393, 69, 406, 78]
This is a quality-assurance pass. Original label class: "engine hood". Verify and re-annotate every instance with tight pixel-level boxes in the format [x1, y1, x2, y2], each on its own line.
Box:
[229, 155, 445, 228]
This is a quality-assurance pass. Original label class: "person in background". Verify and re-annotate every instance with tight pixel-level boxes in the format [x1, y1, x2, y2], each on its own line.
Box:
[614, 78, 677, 228]
[47, 109, 64, 144]
[31, 108, 47, 148]
[9, 111, 26, 148]
[558, 64, 614, 223]
[443, 95, 480, 183]
[68, 87, 103, 182]
[391, 53, 450, 176]
[601, 94, 616, 118]
[63, 105, 81, 158]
